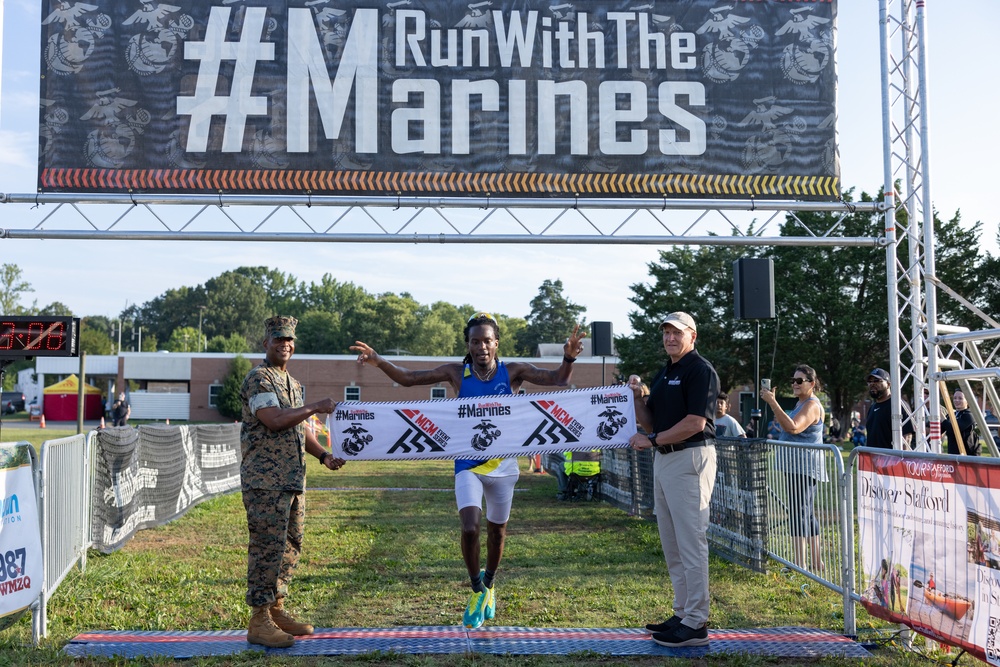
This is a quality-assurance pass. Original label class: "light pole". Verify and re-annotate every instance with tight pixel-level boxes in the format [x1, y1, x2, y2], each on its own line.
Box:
[197, 305, 207, 352]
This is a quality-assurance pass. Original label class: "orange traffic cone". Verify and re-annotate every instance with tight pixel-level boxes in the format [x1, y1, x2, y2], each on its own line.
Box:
[39, 414, 46, 429]
[100, 416, 106, 428]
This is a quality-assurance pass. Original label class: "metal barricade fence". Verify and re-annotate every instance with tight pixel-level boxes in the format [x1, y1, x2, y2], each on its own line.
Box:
[711, 437, 769, 573]
[599, 438, 857, 635]
[600, 447, 654, 517]
[763, 439, 844, 578]
[33, 433, 92, 644]
[763, 439, 855, 635]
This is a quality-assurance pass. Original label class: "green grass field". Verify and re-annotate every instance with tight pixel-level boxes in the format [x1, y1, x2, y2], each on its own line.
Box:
[0, 426, 977, 666]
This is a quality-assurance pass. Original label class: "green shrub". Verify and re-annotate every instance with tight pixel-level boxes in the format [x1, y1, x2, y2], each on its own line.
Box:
[216, 354, 251, 420]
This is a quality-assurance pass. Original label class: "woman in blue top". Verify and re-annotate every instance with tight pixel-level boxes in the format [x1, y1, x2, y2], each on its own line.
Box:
[761, 364, 827, 572]
[351, 313, 586, 629]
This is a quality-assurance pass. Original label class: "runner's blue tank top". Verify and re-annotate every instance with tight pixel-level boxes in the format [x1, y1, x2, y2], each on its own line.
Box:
[455, 361, 516, 475]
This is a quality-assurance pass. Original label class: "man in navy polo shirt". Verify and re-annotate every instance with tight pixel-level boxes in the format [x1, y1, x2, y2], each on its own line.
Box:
[628, 311, 720, 648]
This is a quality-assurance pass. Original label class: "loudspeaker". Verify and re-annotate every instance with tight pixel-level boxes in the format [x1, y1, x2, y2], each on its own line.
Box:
[591, 321, 614, 356]
[733, 258, 775, 320]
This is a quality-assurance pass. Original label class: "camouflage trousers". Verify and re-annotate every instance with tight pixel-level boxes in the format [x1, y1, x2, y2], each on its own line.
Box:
[243, 488, 305, 608]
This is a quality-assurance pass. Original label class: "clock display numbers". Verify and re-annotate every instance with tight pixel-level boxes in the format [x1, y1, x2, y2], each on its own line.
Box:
[0, 317, 79, 357]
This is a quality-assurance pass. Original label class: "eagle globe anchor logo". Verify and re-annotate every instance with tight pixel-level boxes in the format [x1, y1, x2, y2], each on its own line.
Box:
[340, 422, 373, 456]
[471, 420, 502, 452]
[596, 406, 627, 441]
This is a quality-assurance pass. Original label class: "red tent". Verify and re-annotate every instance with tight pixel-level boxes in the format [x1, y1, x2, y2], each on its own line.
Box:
[42, 374, 103, 421]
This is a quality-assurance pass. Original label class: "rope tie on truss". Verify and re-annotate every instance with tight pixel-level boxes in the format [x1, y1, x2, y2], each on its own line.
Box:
[395, 191, 401, 211]
[481, 193, 490, 210]
[840, 195, 856, 214]
[306, 191, 312, 208]
[750, 194, 755, 211]
[128, 189, 137, 207]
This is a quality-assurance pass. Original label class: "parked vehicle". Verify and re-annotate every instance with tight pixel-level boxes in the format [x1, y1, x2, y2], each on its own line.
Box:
[1, 391, 26, 413]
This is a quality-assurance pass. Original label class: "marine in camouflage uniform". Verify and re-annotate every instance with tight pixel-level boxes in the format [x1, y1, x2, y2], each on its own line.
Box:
[240, 315, 346, 648]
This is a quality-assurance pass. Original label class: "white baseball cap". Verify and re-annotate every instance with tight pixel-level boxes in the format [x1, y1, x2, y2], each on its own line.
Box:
[660, 312, 697, 332]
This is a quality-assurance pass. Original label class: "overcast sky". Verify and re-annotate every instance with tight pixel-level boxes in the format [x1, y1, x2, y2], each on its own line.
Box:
[1, 2, 997, 337]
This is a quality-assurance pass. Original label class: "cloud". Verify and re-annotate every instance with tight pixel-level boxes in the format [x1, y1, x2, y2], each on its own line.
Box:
[0, 129, 37, 173]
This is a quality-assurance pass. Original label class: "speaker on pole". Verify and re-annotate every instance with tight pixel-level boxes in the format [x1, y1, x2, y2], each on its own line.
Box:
[733, 258, 775, 320]
[591, 321, 614, 356]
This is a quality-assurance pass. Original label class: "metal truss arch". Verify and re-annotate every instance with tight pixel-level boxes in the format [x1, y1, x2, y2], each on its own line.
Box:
[882, 0, 998, 455]
[0, 192, 881, 246]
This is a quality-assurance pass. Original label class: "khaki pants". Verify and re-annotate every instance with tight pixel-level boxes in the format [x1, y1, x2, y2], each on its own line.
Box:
[653, 445, 716, 628]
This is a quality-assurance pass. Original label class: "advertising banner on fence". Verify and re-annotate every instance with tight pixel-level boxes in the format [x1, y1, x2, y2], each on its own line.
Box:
[328, 386, 634, 460]
[857, 451, 1000, 664]
[38, 0, 838, 198]
[0, 452, 42, 620]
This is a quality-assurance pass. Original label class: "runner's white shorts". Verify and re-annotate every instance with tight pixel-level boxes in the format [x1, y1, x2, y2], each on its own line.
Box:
[455, 470, 519, 524]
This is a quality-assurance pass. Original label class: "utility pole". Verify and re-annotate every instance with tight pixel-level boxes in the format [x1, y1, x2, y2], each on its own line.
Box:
[198, 305, 207, 352]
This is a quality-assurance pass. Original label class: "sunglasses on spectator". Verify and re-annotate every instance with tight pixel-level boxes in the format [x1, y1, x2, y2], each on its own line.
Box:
[790, 378, 812, 385]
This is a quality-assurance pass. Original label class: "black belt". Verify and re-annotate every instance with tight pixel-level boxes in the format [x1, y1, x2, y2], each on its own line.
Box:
[656, 439, 715, 454]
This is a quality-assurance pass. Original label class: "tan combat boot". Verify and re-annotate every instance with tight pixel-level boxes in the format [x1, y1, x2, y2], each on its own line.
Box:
[270, 598, 315, 636]
[247, 604, 294, 648]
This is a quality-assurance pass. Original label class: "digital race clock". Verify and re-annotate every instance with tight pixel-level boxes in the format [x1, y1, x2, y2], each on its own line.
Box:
[0, 316, 80, 358]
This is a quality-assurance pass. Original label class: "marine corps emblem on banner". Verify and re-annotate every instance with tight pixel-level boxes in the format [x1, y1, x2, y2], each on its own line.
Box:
[597, 406, 628, 440]
[471, 420, 502, 452]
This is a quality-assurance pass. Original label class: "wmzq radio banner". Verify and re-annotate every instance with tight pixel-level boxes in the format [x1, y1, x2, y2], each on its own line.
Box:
[0, 448, 42, 623]
[38, 0, 839, 198]
[857, 451, 1000, 664]
[328, 386, 634, 461]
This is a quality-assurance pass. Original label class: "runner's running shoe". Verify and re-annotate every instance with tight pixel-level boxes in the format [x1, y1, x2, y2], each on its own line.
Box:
[463, 589, 489, 629]
[484, 585, 496, 620]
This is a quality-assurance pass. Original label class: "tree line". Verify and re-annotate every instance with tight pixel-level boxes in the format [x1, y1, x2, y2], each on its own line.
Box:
[3, 185, 997, 430]
[1, 264, 586, 360]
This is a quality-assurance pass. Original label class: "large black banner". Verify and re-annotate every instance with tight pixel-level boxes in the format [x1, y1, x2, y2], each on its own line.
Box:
[90, 424, 241, 553]
[38, 0, 838, 198]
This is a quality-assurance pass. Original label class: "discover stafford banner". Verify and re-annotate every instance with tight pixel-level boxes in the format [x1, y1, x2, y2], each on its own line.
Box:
[857, 451, 1000, 664]
[38, 0, 838, 198]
